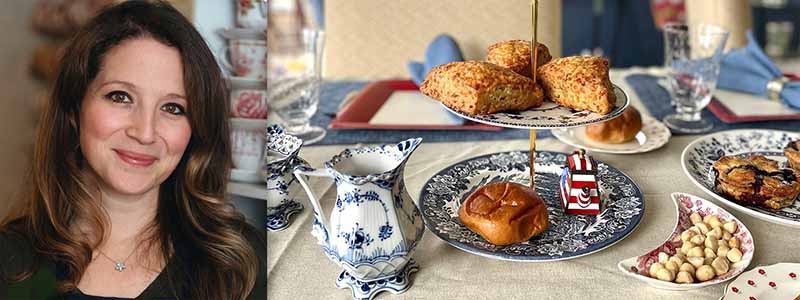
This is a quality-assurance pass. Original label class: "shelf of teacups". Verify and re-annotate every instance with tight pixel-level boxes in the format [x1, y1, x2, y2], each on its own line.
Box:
[227, 181, 266, 200]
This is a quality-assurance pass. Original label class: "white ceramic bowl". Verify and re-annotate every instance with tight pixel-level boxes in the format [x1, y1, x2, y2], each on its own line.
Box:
[617, 192, 754, 290]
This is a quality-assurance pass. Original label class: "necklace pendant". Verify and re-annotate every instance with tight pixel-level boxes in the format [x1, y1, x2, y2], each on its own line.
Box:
[114, 263, 126, 272]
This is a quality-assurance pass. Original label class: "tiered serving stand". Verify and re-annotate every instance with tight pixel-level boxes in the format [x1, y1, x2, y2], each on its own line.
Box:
[418, 0, 644, 263]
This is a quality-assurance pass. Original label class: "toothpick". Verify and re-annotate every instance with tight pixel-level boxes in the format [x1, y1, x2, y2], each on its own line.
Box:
[529, 0, 538, 190]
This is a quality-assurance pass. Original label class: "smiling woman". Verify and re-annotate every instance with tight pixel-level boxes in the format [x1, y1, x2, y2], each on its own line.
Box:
[0, 1, 265, 300]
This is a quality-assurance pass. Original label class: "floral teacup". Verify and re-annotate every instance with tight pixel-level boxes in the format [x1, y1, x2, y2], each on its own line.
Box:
[264, 124, 305, 231]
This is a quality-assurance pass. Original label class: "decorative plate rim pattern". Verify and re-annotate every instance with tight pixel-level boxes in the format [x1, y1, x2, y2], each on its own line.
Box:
[680, 129, 800, 228]
[441, 85, 630, 129]
[418, 150, 645, 262]
[721, 262, 800, 300]
[552, 117, 671, 154]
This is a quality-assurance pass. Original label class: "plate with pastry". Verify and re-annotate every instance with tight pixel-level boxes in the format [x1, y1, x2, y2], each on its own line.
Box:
[552, 106, 671, 154]
[418, 150, 644, 262]
[420, 55, 629, 129]
[681, 129, 800, 228]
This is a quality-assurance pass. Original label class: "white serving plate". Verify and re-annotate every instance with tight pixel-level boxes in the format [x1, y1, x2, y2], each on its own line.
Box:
[552, 117, 671, 154]
[681, 129, 800, 228]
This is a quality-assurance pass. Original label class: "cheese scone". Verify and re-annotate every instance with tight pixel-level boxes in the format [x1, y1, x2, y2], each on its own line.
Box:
[538, 56, 616, 114]
[420, 61, 544, 115]
[487, 40, 551, 78]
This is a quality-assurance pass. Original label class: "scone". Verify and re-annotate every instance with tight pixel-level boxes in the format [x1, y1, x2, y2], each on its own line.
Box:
[585, 106, 642, 144]
[785, 141, 800, 171]
[712, 155, 800, 209]
[487, 40, 552, 78]
[538, 56, 617, 114]
[458, 182, 549, 246]
[420, 61, 545, 115]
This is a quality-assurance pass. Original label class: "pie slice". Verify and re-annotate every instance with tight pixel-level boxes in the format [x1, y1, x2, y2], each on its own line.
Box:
[537, 56, 616, 114]
[712, 155, 800, 209]
[785, 140, 800, 171]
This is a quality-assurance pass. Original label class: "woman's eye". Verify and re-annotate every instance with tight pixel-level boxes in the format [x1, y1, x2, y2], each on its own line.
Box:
[104, 91, 132, 103]
[161, 103, 186, 116]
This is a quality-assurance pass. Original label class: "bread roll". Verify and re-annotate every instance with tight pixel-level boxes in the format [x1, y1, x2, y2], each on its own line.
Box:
[420, 61, 544, 115]
[585, 106, 643, 144]
[487, 40, 552, 78]
[458, 182, 549, 246]
[538, 56, 616, 114]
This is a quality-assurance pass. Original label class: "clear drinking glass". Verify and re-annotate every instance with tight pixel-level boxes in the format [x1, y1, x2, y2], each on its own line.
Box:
[268, 28, 326, 144]
[663, 23, 729, 134]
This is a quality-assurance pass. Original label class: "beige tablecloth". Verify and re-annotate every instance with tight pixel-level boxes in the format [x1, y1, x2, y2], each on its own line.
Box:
[267, 70, 800, 299]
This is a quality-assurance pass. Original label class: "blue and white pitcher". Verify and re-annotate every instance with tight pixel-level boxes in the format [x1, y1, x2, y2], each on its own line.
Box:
[294, 138, 424, 300]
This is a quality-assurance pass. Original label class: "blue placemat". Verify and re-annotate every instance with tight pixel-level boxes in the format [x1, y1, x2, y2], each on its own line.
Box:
[311, 81, 548, 145]
[625, 74, 800, 134]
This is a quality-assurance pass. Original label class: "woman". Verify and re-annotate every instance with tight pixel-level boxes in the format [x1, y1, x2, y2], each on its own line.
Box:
[0, 1, 266, 299]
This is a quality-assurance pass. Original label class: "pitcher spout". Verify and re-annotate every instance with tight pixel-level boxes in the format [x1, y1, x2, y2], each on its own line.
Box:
[396, 137, 423, 164]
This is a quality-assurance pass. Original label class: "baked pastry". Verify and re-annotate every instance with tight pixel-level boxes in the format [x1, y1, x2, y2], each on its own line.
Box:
[712, 155, 800, 209]
[785, 141, 800, 171]
[585, 106, 643, 144]
[537, 56, 617, 114]
[458, 182, 549, 246]
[420, 61, 544, 115]
[487, 40, 552, 78]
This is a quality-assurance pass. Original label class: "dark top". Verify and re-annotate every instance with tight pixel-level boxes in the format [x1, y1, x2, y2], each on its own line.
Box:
[0, 224, 267, 300]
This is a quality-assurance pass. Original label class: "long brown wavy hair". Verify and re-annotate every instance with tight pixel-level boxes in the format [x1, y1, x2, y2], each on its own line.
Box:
[1, 1, 260, 299]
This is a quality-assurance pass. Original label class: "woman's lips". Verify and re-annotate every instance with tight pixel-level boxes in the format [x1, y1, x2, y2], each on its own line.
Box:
[114, 149, 157, 167]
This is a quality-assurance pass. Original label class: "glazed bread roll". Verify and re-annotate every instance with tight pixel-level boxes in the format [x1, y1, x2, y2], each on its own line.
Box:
[458, 182, 549, 246]
[538, 56, 617, 114]
[585, 106, 643, 144]
[487, 40, 552, 78]
[420, 61, 544, 115]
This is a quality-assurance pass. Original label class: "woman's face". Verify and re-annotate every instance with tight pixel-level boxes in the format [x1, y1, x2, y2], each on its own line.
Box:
[79, 37, 191, 198]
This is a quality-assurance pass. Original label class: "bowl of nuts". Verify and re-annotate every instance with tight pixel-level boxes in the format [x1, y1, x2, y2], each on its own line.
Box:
[617, 192, 754, 290]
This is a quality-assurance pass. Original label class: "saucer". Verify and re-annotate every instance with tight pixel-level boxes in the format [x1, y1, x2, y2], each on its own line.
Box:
[231, 168, 262, 183]
[227, 75, 267, 88]
[552, 118, 671, 154]
[215, 27, 265, 41]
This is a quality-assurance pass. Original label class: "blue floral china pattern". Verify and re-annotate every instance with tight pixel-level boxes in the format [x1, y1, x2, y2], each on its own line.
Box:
[265, 124, 305, 231]
[419, 150, 644, 262]
[681, 129, 800, 228]
[441, 85, 629, 129]
[294, 138, 424, 300]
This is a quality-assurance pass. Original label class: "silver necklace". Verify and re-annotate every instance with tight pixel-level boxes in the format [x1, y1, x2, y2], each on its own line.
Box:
[96, 245, 139, 272]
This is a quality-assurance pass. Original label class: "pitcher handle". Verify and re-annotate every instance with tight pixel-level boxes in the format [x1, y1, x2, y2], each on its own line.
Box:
[293, 165, 331, 246]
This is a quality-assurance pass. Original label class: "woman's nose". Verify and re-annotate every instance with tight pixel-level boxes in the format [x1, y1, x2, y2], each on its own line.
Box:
[125, 109, 156, 144]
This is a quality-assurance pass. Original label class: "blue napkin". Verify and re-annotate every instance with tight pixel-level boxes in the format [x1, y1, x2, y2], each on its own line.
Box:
[408, 34, 464, 86]
[717, 31, 800, 109]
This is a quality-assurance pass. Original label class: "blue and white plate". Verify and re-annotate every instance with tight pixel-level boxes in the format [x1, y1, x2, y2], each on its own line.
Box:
[418, 151, 644, 262]
[441, 85, 629, 129]
[681, 129, 800, 228]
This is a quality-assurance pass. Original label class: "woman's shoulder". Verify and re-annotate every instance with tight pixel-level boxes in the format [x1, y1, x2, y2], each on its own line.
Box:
[0, 228, 60, 299]
[239, 222, 266, 299]
[240, 222, 267, 254]
[0, 229, 37, 274]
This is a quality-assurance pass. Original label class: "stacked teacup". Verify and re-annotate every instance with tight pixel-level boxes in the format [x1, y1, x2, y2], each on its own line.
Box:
[217, 0, 269, 182]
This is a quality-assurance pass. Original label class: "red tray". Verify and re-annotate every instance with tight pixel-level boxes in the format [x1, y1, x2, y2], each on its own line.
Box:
[708, 73, 800, 123]
[330, 80, 501, 131]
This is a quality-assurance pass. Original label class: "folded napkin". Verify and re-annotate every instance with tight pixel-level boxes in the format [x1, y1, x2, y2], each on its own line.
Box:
[408, 34, 464, 86]
[717, 31, 800, 109]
